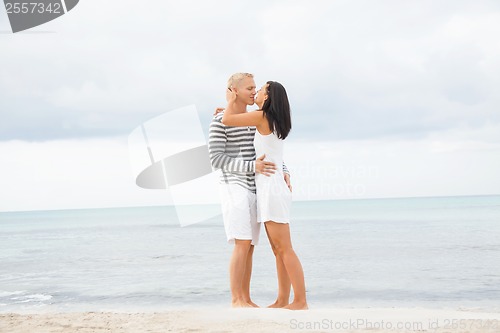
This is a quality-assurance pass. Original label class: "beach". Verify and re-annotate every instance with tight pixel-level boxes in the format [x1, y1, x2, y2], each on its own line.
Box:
[2, 307, 500, 332]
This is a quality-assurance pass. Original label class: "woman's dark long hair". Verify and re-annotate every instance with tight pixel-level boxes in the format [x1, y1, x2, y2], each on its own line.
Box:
[261, 81, 292, 139]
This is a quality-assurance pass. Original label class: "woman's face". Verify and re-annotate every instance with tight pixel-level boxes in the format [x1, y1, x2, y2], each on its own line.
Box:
[255, 83, 269, 108]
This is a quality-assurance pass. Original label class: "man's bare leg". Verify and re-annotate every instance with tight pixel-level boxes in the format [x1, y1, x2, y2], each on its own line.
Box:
[229, 239, 254, 307]
[241, 245, 259, 307]
[265, 224, 291, 308]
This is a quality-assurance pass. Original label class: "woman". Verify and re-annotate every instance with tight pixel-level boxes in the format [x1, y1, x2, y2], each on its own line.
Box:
[222, 81, 308, 310]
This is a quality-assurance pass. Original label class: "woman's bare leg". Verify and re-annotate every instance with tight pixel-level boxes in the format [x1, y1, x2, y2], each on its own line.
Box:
[265, 223, 291, 308]
[265, 221, 308, 310]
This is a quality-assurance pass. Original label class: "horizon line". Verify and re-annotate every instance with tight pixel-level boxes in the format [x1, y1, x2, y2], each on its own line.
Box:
[1, 193, 499, 214]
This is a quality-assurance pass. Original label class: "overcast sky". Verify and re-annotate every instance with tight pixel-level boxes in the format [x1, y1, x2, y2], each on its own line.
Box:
[1, 0, 499, 212]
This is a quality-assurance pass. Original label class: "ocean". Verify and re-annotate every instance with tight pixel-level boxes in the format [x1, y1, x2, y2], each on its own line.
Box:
[1, 195, 499, 313]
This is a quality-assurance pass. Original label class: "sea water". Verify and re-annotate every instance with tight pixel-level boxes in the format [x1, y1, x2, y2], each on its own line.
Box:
[0, 195, 499, 312]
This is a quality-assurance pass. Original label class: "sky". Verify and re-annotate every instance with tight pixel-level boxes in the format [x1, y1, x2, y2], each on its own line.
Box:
[1, 0, 499, 212]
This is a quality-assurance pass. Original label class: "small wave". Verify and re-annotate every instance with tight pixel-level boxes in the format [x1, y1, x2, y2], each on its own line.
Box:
[151, 255, 184, 260]
[0, 290, 26, 298]
[27, 294, 53, 302]
[10, 293, 53, 303]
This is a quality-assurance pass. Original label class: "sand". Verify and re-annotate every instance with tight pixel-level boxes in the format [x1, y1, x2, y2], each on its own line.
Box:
[1, 307, 500, 332]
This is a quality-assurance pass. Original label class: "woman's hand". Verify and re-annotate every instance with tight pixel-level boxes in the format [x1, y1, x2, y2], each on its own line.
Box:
[226, 88, 237, 106]
[214, 88, 237, 116]
[222, 89, 239, 124]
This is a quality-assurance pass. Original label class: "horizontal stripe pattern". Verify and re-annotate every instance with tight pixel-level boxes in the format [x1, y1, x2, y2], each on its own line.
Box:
[208, 112, 290, 193]
[209, 113, 257, 192]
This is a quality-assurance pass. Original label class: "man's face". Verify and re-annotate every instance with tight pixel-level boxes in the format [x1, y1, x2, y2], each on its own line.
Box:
[235, 77, 256, 106]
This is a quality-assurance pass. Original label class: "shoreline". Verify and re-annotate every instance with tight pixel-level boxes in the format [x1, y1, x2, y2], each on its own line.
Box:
[1, 307, 499, 332]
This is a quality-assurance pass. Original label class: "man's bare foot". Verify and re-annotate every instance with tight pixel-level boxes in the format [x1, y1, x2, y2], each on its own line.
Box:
[283, 301, 308, 310]
[246, 300, 260, 308]
[267, 300, 289, 308]
[232, 300, 254, 308]
[247, 301, 260, 308]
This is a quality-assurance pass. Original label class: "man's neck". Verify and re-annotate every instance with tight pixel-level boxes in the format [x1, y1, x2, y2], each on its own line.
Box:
[230, 100, 247, 114]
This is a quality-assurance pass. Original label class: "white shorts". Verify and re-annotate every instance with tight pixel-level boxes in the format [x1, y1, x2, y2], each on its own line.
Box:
[219, 184, 260, 245]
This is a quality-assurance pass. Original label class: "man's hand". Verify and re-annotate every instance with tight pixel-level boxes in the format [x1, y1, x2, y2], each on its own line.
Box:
[255, 154, 276, 177]
[284, 173, 292, 192]
[213, 107, 225, 115]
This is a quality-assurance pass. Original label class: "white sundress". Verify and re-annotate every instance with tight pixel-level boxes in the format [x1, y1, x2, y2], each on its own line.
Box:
[253, 130, 292, 224]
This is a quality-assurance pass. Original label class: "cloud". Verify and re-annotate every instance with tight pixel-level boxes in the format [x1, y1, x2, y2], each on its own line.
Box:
[1, 0, 499, 142]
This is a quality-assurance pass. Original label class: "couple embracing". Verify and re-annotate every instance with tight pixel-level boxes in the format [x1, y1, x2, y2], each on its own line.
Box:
[208, 73, 308, 310]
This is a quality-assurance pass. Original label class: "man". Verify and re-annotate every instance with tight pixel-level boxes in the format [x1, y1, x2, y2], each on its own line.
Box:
[208, 73, 290, 307]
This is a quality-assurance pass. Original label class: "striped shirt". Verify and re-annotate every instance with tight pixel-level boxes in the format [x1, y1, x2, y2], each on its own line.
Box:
[208, 112, 289, 193]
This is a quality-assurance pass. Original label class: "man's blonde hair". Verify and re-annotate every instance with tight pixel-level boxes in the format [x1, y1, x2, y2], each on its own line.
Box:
[227, 73, 253, 89]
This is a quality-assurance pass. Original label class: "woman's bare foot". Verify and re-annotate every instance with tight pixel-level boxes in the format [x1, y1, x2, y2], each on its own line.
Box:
[283, 301, 308, 310]
[267, 300, 289, 308]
